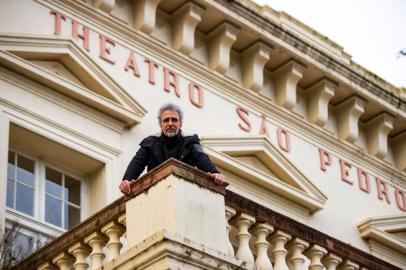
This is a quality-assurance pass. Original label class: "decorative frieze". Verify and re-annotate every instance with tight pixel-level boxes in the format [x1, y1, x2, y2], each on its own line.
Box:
[272, 60, 306, 110]
[335, 96, 366, 143]
[207, 22, 240, 73]
[171, 2, 205, 55]
[364, 112, 394, 159]
[132, 0, 162, 34]
[241, 42, 271, 92]
[305, 79, 337, 126]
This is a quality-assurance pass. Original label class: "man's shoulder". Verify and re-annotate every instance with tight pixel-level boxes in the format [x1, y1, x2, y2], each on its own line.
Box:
[140, 133, 161, 147]
[181, 132, 200, 143]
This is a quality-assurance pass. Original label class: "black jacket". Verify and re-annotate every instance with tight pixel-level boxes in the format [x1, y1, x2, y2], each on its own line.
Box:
[122, 133, 219, 180]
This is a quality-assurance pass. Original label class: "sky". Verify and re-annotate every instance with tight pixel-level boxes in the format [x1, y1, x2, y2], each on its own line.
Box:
[253, 0, 406, 88]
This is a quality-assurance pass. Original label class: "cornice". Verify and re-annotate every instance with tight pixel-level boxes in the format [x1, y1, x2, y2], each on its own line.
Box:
[32, 0, 406, 182]
[211, 0, 405, 110]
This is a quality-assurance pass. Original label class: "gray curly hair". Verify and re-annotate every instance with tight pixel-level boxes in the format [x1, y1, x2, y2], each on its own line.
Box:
[157, 103, 184, 123]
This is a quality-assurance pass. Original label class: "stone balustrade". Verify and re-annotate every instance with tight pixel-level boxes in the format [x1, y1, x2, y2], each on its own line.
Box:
[224, 190, 401, 270]
[11, 159, 402, 270]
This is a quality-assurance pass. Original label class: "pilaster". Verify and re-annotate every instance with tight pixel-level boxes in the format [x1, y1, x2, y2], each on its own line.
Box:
[306, 79, 336, 126]
[364, 112, 394, 159]
[132, 0, 162, 34]
[171, 2, 205, 55]
[207, 22, 240, 74]
[335, 96, 366, 143]
[241, 42, 271, 92]
[273, 60, 306, 110]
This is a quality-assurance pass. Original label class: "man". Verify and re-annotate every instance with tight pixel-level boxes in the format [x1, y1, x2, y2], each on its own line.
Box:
[119, 103, 226, 194]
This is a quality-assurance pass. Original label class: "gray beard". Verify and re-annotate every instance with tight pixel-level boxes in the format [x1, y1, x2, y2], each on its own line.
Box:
[164, 130, 178, 137]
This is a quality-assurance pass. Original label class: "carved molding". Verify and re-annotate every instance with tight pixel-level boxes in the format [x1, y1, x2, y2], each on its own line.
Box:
[207, 22, 240, 74]
[171, 2, 205, 55]
[241, 42, 271, 92]
[305, 79, 337, 127]
[273, 60, 306, 110]
[335, 96, 366, 143]
[364, 113, 395, 159]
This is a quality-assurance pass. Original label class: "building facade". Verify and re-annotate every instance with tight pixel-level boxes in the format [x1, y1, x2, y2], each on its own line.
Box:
[0, 0, 405, 269]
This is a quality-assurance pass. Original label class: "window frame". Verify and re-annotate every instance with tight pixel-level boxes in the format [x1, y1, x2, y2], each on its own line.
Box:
[6, 147, 86, 232]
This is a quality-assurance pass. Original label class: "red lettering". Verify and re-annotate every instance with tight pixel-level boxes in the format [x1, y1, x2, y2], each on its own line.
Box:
[50, 10, 66, 36]
[259, 115, 269, 137]
[99, 34, 116, 64]
[163, 67, 180, 97]
[124, 52, 140, 77]
[236, 106, 251, 132]
[395, 189, 406, 211]
[145, 59, 158, 85]
[339, 159, 353, 185]
[319, 148, 332, 172]
[357, 168, 370, 193]
[277, 128, 291, 152]
[72, 20, 90, 51]
[188, 82, 204, 108]
[376, 178, 390, 204]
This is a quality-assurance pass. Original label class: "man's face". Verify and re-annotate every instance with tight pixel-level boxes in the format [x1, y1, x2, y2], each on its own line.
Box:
[160, 110, 181, 137]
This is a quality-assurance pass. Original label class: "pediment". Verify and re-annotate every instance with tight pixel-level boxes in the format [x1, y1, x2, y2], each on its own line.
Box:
[201, 136, 327, 213]
[358, 214, 406, 254]
[0, 35, 146, 126]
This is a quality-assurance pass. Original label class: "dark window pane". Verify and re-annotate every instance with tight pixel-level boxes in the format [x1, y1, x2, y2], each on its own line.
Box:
[45, 195, 62, 227]
[16, 155, 34, 186]
[7, 151, 15, 178]
[65, 175, 80, 205]
[65, 203, 80, 229]
[6, 179, 14, 208]
[46, 167, 62, 198]
[15, 183, 34, 216]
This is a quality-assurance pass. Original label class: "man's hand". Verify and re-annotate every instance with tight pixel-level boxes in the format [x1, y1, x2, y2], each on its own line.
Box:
[209, 173, 226, 185]
[119, 180, 132, 194]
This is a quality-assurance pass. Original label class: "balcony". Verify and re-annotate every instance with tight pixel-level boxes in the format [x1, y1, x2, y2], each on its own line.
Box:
[11, 159, 401, 270]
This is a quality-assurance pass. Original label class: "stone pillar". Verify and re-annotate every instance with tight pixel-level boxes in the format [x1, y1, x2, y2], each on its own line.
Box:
[126, 164, 229, 253]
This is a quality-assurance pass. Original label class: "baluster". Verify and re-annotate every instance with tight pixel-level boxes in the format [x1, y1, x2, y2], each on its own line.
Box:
[68, 242, 91, 270]
[286, 237, 309, 270]
[102, 221, 125, 260]
[225, 206, 237, 256]
[37, 262, 57, 270]
[233, 213, 255, 263]
[338, 260, 359, 270]
[322, 253, 342, 270]
[84, 232, 108, 270]
[305, 244, 327, 270]
[52, 252, 74, 270]
[269, 230, 291, 270]
[252, 222, 274, 270]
